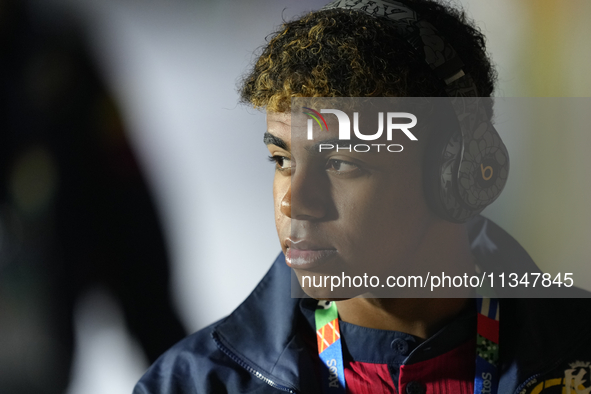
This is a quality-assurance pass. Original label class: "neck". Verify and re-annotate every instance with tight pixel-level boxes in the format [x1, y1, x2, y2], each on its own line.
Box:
[335, 221, 475, 338]
[334, 297, 470, 339]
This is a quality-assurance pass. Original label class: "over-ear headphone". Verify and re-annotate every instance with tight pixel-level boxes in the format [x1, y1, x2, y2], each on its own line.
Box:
[321, 0, 509, 223]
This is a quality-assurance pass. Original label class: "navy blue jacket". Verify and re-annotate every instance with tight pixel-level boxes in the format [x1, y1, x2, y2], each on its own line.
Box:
[134, 217, 591, 394]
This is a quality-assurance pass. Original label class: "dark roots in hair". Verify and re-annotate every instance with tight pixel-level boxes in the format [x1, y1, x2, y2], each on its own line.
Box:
[239, 0, 497, 113]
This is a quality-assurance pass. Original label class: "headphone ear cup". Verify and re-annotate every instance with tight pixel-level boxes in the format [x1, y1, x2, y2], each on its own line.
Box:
[423, 99, 510, 223]
[422, 103, 466, 222]
[455, 112, 510, 217]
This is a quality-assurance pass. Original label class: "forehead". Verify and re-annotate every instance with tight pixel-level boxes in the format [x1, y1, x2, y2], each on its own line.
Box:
[266, 111, 292, 132]
[266, 111, 306, 134]
[266, 111, 315, 150]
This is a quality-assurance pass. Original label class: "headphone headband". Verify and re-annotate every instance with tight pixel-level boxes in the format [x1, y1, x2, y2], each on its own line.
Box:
[321, 0, 475, 97]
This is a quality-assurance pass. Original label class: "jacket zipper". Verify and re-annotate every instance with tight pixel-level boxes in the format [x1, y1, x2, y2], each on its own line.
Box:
[212, 332, 297, 393]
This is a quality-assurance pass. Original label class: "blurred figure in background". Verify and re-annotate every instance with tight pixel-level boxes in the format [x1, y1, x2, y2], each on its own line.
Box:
[0, 0, 187, 392]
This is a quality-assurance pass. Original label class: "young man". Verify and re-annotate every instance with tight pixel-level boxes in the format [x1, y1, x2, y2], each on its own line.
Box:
[134, 1, 591, 393]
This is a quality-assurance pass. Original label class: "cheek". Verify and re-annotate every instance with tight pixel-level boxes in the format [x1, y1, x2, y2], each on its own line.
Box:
[338, 172, 432, 264]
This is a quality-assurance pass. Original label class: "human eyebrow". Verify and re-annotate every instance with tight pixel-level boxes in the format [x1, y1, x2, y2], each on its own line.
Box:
[263, 132, 289, 151]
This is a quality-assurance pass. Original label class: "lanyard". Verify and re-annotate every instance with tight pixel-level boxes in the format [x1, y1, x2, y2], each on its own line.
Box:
[314, 297, 500, 394]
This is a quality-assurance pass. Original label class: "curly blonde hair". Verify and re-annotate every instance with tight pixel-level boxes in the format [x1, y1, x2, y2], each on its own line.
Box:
[239, 1, 496, 113]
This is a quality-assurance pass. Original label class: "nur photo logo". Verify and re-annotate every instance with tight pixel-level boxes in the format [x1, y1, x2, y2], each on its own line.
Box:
[303, 108, 418, 153]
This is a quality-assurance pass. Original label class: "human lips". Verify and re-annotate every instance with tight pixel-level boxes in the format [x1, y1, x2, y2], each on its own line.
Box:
[284, 238, 337, 270]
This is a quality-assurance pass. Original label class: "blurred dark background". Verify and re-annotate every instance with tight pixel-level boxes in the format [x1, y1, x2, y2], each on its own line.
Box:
[0, 0, 188, 392]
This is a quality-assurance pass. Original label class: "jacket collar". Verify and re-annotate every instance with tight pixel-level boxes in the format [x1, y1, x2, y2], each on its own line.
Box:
[213, 252, 303, 391]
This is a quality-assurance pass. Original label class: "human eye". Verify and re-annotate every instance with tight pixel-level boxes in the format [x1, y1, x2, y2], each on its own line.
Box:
[268, 155, 292, 173]
[325, 159, 362, 175]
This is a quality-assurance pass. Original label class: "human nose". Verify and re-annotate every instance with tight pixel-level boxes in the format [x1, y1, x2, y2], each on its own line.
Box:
[280, 169, 327, 220]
